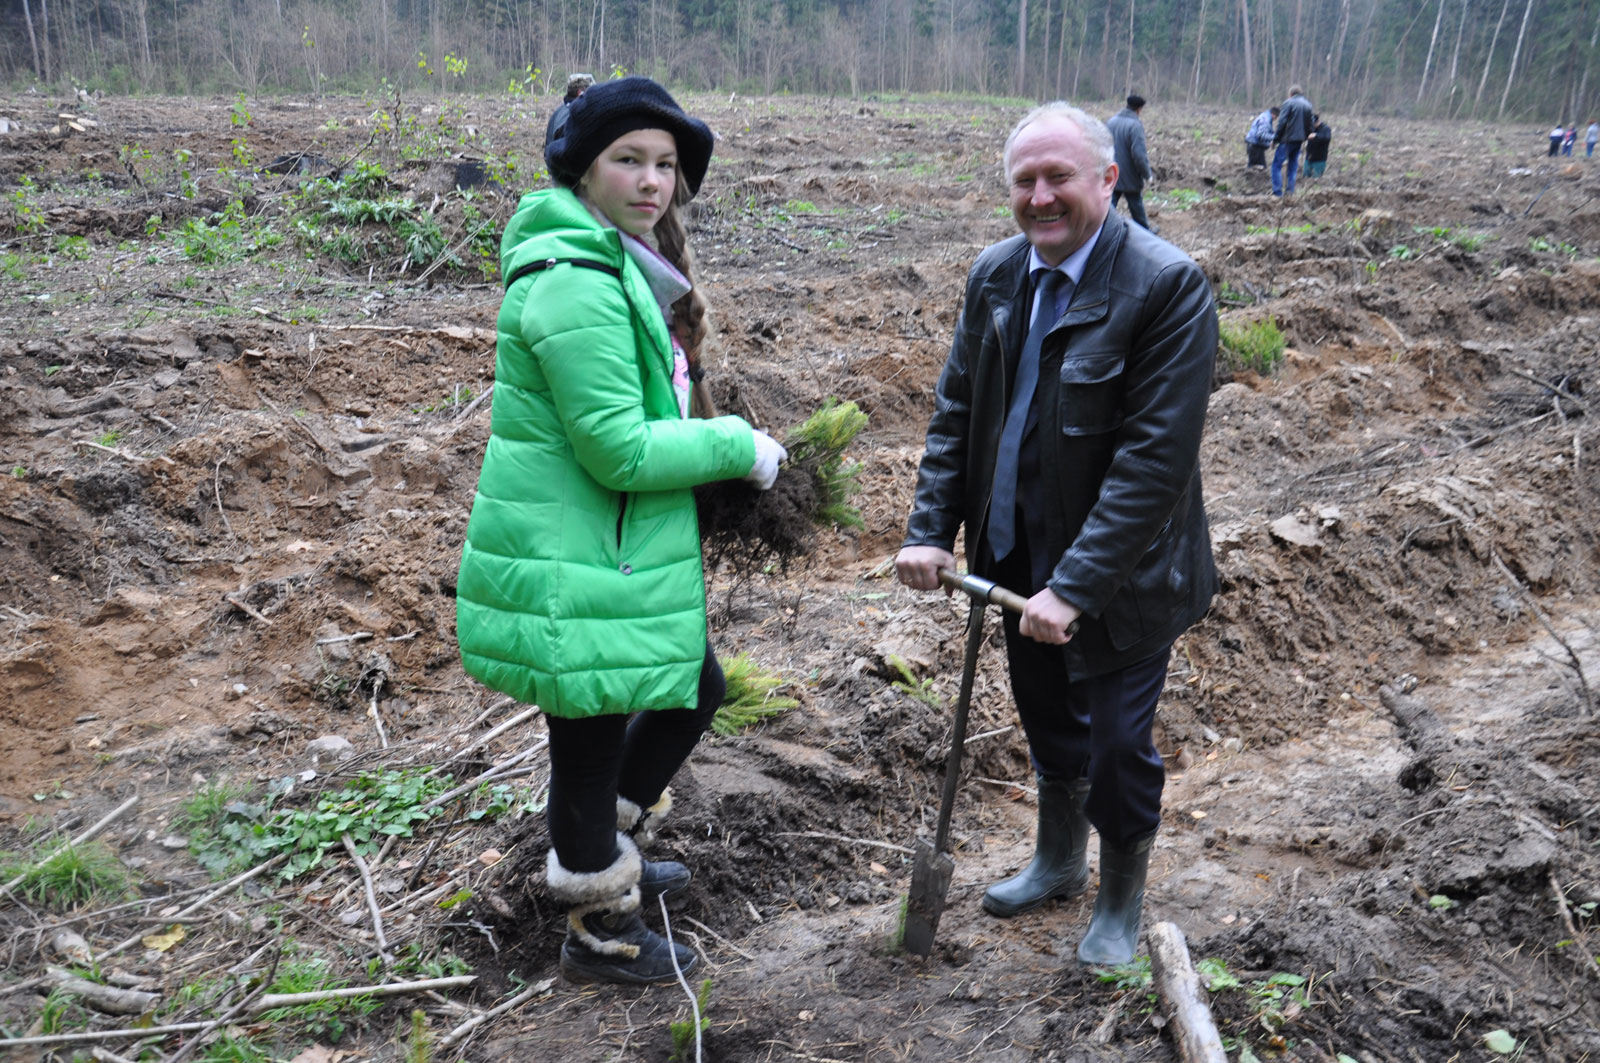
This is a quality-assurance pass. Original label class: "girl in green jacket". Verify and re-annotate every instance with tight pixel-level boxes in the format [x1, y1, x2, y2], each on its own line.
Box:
[456, 77, 787, 985]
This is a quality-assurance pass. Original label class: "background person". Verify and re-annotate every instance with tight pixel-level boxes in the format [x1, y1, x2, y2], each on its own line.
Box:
[545, 72, 595, 145]
[1587, 120, 1599, 157]
[1107, 94, 1153, 230]
[896, 102, 1219, 968]
[1246, 105, 1278, 169]
[1271, 85, 1315, 195]
[1304, 114, 1332, 178]
[457, 76, 788, 986]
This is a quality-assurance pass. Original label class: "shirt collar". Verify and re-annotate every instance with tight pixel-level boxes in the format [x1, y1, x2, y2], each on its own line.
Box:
[1028, 221, 1102, 287]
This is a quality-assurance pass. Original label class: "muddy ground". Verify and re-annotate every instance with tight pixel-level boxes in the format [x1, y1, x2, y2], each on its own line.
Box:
[0, 89, 1597, 1062]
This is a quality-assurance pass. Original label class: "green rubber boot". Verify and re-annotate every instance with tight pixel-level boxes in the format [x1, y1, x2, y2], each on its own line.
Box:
[981, 775, 1092, 917]
[1077, 832, 1156, 966]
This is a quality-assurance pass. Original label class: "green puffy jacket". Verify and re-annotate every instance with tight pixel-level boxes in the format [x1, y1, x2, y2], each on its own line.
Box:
[456, 188, 756, 718]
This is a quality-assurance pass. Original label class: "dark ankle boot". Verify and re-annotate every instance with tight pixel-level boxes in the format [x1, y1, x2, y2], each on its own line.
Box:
[1077, 832, 1155, 966]
[547, 834, 697, 985]
[982, 775, 1091, 917]
[640, 858, 691, 901]
[560, 906, 697, 985]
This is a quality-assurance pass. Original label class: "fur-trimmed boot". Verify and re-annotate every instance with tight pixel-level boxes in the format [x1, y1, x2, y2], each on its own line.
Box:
[618, 789, 691, 901]
[550, 835, 697, 986]
[981, 775, 1092, 917]
[1076, 832, 1156, 966]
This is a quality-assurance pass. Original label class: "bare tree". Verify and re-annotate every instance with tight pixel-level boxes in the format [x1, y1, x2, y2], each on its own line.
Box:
[1418, 0, 1445, 102]
[1497, 0, 1536, 117]
[1017, 0, 1028, 95]
[1239, 0, 1255, 104]
[1476, 0, 1512, 109]
[21, 0, 43, 81]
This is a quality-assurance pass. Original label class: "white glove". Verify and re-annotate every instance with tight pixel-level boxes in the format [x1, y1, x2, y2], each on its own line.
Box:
[744, 430, 787, 491]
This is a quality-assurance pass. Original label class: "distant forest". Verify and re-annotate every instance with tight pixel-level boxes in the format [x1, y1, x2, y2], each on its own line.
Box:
[6, 0, 1600, 121]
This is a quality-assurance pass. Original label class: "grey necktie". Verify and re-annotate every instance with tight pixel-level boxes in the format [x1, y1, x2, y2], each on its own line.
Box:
[988, 268, 1066, 562]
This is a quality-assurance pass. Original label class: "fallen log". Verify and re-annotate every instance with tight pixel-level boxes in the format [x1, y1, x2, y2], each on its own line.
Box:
[1147, 921, 1227, 1063]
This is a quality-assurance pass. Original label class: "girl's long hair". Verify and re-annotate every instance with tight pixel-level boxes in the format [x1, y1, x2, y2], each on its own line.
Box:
[654, 175, 717, 418]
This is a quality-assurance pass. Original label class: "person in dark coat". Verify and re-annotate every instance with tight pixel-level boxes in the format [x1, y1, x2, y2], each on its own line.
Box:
[1271, 85, 1315, 195]
[544, 73, 595, 146]
[896, 101, 1219, 967]
[1106, 94, 1153, 229]
[1304, 115, 1332, 178]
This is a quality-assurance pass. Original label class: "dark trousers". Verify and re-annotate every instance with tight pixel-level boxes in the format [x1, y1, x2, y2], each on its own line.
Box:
[991, 541, 1170, 849]
[1246, 141, 1267, 167]
[544, 644, 724, 872]
[1111, 189, 1150, 229]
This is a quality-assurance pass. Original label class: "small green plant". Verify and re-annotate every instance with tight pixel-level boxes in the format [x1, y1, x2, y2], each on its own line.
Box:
[386, 943, 473, 982]
[260, 952, 378, 1042]
[1, 251, 25, 280]
[1093, 956, 1155, 1008]
[405, 1008, 433, 1063]
[10, 465, 25, 477]
[1388, 243, 1415, 260]
[53, 235, 91, 260]
[784, 199, 818, 214]
[174, 779, 252, 843]
[192, 769, 448, 879]
[1215, 280, 1253, 306]
[9, 175, 47, 236]
[197, 1032, 273, 1062]
[466, 780, 543, 821]
[1428, 893, 1457, 910]
[887, 654, 940, 706]
[714, 654, 798, 735]
[36, 987, 92, 1034]
[1450, 230, 1491, 252]
[95, 430, 123, 447]
[1158, 187, 1203, 209]
[0, 841, 132, 909]
[1530, 235, 1580, 257]
[1196, 956, 1241, 991]
[786, 398, 869, 529]
[668, 978, 713, 1063]
[1218, 318, 1286, 375]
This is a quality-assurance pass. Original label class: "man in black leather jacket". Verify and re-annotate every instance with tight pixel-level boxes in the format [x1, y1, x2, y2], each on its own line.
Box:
[896, 102, 1218, 967]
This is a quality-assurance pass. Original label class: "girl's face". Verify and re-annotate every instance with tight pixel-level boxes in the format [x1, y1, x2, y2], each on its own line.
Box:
[582, 128, 678, 237]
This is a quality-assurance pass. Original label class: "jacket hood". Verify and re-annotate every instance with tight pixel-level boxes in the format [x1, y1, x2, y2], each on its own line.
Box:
[499, 186, 622, 281]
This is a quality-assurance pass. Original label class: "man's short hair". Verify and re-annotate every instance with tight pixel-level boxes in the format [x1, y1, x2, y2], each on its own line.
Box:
[1271, 106, 1280, 115]
[1003, 102, 1115, 178]
[1126, 94, 1146, 110]
[1288, 84, 1303, 97]
[564, 73, 595, 102]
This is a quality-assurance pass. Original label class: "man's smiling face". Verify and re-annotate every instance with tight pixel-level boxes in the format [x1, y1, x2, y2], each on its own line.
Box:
[1007, 115, 1116, 266]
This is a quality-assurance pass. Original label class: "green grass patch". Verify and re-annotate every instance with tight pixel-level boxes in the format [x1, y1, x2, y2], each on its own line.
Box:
[1219, 318, 1287, 376]
[0, 841, 132, 909]
[259, 951, 378, 1043]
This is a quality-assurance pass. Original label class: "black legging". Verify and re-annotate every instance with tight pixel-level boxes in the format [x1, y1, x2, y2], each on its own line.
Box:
[544, 644, 725, 873]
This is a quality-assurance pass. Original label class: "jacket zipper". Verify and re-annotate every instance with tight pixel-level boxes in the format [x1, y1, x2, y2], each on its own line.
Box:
[616, 493, 628, 553]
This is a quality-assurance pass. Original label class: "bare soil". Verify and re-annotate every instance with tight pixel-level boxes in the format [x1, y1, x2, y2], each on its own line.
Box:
[0, 90, 1597, 1062]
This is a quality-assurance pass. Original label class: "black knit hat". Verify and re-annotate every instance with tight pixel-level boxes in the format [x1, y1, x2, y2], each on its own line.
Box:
[544, 76, 715, 197]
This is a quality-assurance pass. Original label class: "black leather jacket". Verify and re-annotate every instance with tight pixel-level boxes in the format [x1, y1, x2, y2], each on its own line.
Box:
[903, 211, 1219, 677]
